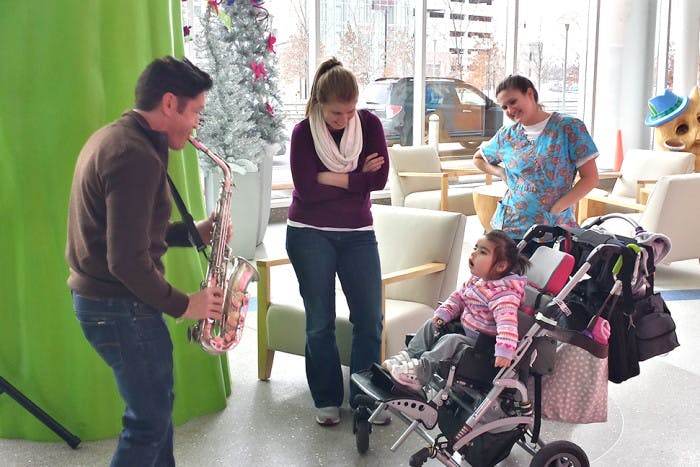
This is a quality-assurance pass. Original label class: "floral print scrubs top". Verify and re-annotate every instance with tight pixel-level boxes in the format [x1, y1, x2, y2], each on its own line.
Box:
[480, 112, 599, 239]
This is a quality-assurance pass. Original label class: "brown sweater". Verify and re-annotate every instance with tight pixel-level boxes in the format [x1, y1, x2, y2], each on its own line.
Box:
[66, 111, 191, 317]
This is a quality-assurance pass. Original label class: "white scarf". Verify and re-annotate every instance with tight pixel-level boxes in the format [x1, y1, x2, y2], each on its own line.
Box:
[309, 105, 363, 172]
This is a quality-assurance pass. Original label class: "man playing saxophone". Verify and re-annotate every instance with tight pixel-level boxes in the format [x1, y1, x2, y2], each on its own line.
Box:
[65, 56, 229, 467]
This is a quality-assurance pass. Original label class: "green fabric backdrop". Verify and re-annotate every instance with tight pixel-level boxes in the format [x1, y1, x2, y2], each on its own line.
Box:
[0, 1, 231, 441]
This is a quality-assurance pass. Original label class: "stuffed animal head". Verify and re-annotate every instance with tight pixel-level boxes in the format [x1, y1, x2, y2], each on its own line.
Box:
[649, 87, 700, 172]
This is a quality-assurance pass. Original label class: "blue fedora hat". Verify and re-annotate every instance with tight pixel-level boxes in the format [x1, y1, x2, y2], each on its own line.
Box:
[645, 89, 689, 127]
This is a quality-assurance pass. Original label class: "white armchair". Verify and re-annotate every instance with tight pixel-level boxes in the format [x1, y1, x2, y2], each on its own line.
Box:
[577, 149, 695, 223]
[256, 205, 467, 380]
[582, 173, 700, 264]
[387, 145, 484, 215]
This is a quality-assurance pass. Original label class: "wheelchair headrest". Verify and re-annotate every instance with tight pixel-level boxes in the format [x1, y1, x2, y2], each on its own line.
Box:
[527, 246, 575, 295]
[520, 246, 575, 317]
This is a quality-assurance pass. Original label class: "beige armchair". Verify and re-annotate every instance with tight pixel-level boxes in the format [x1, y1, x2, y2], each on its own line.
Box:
[387, 145, 485, 215]
[577, 149, 695, 223]
[256, 204, 467, 380]
[581, 173, 700, 264]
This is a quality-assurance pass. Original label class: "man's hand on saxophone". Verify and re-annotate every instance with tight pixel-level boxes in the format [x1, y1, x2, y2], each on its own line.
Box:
[182, 287, 225, 321]
[195, 211, 233, 245]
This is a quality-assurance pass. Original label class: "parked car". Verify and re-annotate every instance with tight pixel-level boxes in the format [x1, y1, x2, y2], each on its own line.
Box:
[358, 77, 503, 147]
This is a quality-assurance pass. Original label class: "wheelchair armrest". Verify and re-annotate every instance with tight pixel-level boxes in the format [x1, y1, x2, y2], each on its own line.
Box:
[437, 342, 498, 389]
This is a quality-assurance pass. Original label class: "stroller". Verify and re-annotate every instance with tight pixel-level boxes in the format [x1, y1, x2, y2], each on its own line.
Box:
[350, 218, 677, 467]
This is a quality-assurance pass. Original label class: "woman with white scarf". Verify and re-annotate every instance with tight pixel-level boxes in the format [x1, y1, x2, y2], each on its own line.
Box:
[286, 57, 389, 426]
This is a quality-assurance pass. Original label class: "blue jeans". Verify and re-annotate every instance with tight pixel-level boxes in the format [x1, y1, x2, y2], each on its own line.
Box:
[72, 291, 175, 467]
[286, 226, 383, 408]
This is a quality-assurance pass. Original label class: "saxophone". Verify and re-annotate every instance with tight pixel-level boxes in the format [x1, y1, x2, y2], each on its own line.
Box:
[186, 136, 260, 355]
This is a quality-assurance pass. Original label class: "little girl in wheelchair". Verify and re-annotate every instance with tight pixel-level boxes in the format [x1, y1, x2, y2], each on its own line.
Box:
[383, 230, 531, 392]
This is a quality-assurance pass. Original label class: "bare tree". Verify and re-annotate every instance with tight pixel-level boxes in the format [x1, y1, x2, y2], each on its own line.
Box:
[337, 21, 373, 86]
[526, 41, 544, 89]
[385, 28, 414, 77]
[443, 0, 471, 79]
[277, 0, 308, 99]
[466, 38, 504, 95]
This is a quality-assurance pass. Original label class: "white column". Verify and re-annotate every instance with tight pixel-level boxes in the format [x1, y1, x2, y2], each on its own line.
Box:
[504, 0, 519, 76]
[307, 0, 320, 98]
[413, 0, 427, 147]
[592, 0, 657, 168]
[671, 0, 700, 95]
[655, 0, 672, 93]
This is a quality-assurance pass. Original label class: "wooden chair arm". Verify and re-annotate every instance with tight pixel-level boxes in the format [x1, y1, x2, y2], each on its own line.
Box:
[597, 197, 645, 212]
[584, 190, 615, 203]
[636, 179, 658, 203]
[597, 170, 622, 180]
[636, 178, 657, 186]
[440, 168, 482, 177]
[256, 256, 292, 380]
[396, 172, 450, 211]
[397, 171, 449, 178]
[382, 262, 446, 285]
[577, 192, 645, 223]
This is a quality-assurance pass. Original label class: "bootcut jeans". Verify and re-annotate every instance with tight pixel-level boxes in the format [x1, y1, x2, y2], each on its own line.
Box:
[71, 291, 175, 467]
[286, 226, 383, 408]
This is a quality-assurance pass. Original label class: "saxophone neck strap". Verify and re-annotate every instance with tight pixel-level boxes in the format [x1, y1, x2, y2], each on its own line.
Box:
[166, 174, 207, 252]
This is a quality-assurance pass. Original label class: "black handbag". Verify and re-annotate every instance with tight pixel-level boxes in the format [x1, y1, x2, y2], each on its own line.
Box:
[632, 292, 680, 361]
[604, 292, 640, 384]
[605, 249, 641, 384]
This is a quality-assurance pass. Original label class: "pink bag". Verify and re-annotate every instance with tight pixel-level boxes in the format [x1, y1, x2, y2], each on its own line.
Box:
[537, 343, 608, 424]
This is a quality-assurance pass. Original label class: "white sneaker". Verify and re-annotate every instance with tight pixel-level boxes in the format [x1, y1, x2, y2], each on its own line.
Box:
[315, 406, 340, 426]
[389, 358, 424, 392]
[381, 350, 412, 372]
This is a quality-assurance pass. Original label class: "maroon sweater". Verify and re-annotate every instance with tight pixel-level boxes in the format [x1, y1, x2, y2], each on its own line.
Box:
[66, 111, 191, 317]
[287, 109, 389, 228]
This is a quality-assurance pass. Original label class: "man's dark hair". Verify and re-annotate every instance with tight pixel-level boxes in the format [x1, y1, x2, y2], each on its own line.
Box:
[134, 56, 213, 111]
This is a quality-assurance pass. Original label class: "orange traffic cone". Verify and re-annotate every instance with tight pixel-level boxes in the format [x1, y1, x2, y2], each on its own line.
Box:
[613, 129, 624, 171]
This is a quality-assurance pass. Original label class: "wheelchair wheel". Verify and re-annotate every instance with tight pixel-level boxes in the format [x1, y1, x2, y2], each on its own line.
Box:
[529, 440, 589, 467]
[353, 408, 371, 454]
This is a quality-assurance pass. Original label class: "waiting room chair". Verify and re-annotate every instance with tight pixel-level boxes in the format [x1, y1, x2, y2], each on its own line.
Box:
[577, 149, 695, 223]
[581, 173, 700, 264]
[256, 204, 467, 380]
[387, 145, 484, 215]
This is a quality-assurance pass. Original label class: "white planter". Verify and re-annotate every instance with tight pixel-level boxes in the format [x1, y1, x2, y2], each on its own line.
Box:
[203, 149, 273, 260]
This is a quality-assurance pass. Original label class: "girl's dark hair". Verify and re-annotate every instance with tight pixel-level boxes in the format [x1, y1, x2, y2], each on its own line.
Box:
[485, 229, 531, 276]
[495, 74, 539, 103]
[305, 57, 359, 117]
[134, 56, 213, 112]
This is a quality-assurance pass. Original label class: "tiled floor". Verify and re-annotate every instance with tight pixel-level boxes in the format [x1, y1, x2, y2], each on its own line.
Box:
[2, 215, 699, 466]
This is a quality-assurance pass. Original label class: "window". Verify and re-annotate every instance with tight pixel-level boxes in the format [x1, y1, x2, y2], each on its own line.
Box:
[456, 85, 485, 106]
[515, 0, 590, 118]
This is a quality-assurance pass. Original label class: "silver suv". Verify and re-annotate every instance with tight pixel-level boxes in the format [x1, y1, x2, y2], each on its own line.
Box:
[359, 77, 503, 147]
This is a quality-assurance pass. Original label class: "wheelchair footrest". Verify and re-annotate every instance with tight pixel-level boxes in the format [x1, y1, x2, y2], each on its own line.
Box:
[352, 364, 426, 404]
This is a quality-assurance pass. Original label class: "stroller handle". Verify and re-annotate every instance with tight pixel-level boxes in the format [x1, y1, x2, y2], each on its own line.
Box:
[519, 224, 570, 246]
[581, 214, 645, 234]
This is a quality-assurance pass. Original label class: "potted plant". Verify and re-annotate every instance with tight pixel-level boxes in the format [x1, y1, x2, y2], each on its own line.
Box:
[186, 0, 285, 258]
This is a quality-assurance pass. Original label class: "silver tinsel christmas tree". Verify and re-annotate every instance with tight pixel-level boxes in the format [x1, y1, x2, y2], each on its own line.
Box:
[193, 0, 285, 174]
